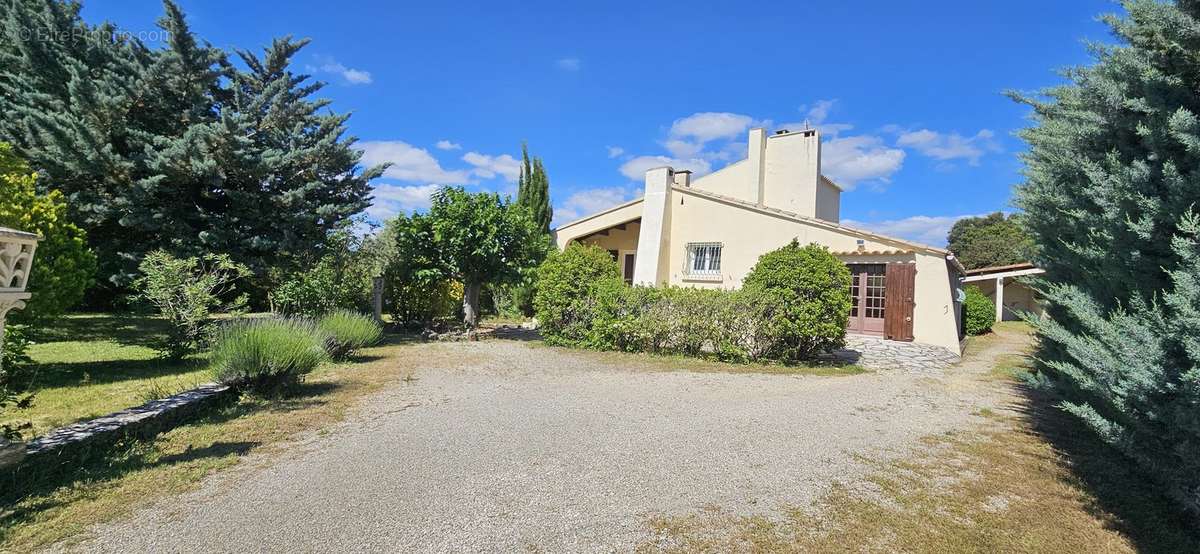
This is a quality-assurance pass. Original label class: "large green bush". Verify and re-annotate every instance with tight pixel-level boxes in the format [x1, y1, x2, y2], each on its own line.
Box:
[0, 143, 96, 322]
[317, 310, 382, 360]
[742, 240, 852, 361]
[135, 251, 251, 359]
[962, 286, 995, 336]
[209, 318, 329, 394]
[381, 213, 462, 326]
[533, 244, 623, 344]
[535, 241, 850, 364]
[1010, 1, 1200, 517]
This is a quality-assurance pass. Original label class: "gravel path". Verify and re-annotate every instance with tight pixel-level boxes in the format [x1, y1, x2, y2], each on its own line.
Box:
[61, 332, 1026, 553]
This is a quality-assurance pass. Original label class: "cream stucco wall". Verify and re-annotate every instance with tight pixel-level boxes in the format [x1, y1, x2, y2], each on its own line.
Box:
[762, 129, 821, 216]
[577, 221, 640, 253]
[553, 198, 644, 250]
[689, 159, 752, 202]
[816, 178, 840, 223]
[661, 189, 962, 352]
[970, 278, 1044, 321]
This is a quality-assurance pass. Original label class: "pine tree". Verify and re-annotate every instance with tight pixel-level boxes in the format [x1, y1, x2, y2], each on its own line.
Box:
[1012, 0, 1200, 518]
[0, 0, 381, 297]
[516, 142, 552, 233]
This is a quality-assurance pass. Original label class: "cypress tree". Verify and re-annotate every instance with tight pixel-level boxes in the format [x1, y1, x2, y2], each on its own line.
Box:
[516, 142, 552, 233]
[1013, 0, 1200, 518]
[0, 0, 382, 295]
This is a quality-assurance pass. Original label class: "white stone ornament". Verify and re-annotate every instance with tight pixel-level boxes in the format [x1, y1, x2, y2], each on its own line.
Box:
[0, 226, 39, 371]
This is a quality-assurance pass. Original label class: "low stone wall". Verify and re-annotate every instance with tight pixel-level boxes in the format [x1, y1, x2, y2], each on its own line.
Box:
[9, 383, 233, 470]
[832, 335, 960, 372]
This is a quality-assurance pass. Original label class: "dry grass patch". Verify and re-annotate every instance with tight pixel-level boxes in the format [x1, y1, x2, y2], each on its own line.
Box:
[0, 336, 437, 552]
[639, 378, 1200, 553]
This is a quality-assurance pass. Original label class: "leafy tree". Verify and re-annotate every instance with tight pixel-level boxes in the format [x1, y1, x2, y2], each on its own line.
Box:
[0, 1, 382, 297]
[270, 229, 375, 317]
[382, 213, 462, 325]
[1011, 0, 1200, 518]
[0, 143, 96, 322]
[946, 212, 1033, 270]
[425, 187, 544, 327]
[135, 250, 250, 359]
[516, 143, 553, 233]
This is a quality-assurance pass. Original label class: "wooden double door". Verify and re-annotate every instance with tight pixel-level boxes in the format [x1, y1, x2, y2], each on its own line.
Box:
[846, 263, 916, 341]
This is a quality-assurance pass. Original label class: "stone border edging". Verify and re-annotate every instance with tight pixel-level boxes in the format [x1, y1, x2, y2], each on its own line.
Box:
[9, 383, 233, 469]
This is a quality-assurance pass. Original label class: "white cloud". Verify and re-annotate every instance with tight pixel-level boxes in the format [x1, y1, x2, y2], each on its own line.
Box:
[436, 140, 461, 151]
[896, 129, 998, 165]
[619, 155, 712, 181]
[358, 141, 471, 184]
[783, 99, 854, 137]
[607, 146, 625, 158]
[556, 57, 581, 71]
[664, 138, 704, 159]
[462, 152, 521, 182]
[842, 214, 981, 247]
[307, 56, 372, 85]
[669, 112, 754, 143]
[367, 183, 442, 220]
[820, 135, 906, 189]
[554, 186, 637, 224]
[616, 112, 756, 180]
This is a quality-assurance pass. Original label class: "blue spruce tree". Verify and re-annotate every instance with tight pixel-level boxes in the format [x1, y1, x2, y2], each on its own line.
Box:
[1013, 0, 1200, 518]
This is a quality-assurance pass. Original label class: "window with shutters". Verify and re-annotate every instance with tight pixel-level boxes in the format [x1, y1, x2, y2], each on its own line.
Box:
[685, 243, 722, 277]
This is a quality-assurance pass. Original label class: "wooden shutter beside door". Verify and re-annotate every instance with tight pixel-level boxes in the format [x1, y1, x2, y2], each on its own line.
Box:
[884, 263, 916, 341]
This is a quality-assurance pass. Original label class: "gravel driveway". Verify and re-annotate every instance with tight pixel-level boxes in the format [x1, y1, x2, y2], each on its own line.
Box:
[62, 336, 1019, 553]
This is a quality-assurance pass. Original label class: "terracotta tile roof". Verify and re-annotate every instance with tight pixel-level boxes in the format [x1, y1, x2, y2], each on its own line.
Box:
[963, 262, 1038, 276]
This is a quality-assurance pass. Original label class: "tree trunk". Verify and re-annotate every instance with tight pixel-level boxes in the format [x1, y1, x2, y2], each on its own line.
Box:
[371, 276, 384, 325]
[463, 280, 482, 328]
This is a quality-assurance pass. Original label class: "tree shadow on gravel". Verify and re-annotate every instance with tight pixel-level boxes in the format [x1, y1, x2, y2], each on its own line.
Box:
[1012, 383, 1200, 553]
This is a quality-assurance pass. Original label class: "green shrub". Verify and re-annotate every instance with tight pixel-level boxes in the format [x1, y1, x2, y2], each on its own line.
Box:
[317, 310, 382, 360]
[534, 244, 623, 345]
[1, 324, 34, 441]
[0, 143, 97, 322]
[386, 278, 462, 326]
[963, 286, 995, 336]
[536, 241, 853, 364]
[742, 240, 852, 361]
[270, 230, 374, 317]
[209, 318, 329, 394]
[1, 323, 32, 380]
[136, 251, 251, 359]
[381, 213, 462, 326]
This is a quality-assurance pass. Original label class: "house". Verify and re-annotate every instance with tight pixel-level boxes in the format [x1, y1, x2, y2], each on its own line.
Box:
[553, 128, 967, 354]
[961, 262, 1045, 322]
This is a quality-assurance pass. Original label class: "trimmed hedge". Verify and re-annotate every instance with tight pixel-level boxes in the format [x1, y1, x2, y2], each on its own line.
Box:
[535, 242, 851, 363]
[963, 285, 995, 335]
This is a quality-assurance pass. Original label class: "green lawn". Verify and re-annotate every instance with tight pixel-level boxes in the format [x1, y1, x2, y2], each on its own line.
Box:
[4, 314, 212, 438]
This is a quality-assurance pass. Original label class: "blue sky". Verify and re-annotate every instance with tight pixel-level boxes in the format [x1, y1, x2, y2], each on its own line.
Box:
[83, 0, 1114, 246]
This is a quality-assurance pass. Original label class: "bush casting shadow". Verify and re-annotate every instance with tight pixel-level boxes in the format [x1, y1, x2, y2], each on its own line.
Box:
[1014, 383, 1200, 552]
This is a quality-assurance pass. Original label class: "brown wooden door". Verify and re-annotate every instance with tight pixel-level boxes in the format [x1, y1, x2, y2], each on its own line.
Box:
[623, 253, 636, 284]
[847, 264, 886, 335]
[884, 263, 916, 341]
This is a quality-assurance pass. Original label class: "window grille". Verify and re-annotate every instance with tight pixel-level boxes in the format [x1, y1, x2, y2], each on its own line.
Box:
[685, 243, 722, 276]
